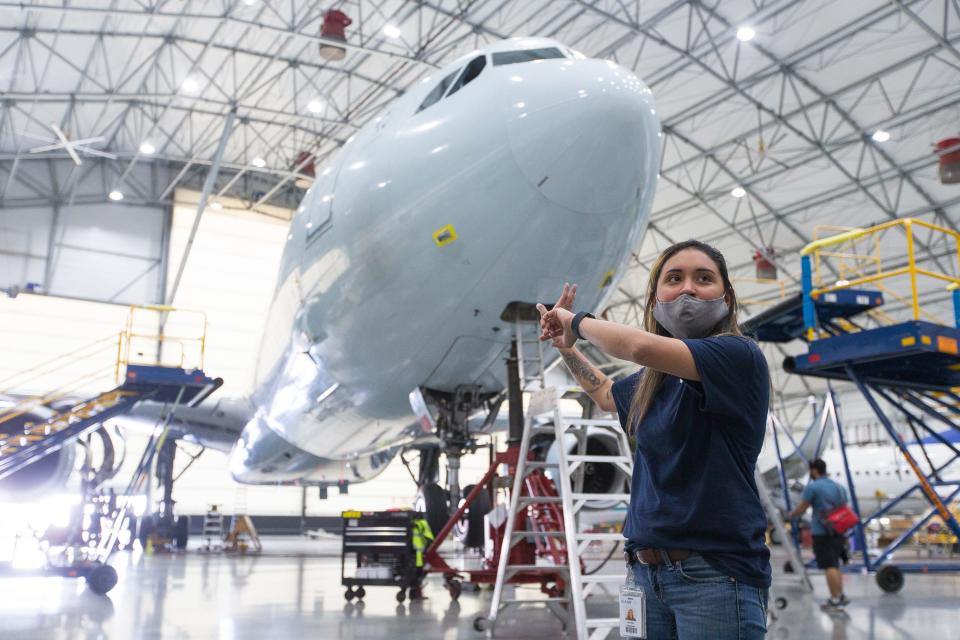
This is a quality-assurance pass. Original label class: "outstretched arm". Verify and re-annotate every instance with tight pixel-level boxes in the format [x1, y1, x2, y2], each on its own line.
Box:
[538, 304, 699, 382]
[557, 346, 616, 413]
[577, 317, 699, 381]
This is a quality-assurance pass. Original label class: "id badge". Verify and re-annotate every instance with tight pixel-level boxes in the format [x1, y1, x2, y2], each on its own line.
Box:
[619, 585, 646, 638]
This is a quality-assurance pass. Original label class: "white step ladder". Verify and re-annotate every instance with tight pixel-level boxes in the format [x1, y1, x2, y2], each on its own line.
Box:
[231, 485, 248, 531]
[201, 504, 224, 551]
[485, 387, 632, 639]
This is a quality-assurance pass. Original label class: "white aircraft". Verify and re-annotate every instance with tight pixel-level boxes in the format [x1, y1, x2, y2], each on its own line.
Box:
[19, 36, 657, 527]
[759, 399, 960, 517]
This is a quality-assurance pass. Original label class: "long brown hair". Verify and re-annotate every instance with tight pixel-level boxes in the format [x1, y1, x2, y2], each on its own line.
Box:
[625, 240, 742, 433]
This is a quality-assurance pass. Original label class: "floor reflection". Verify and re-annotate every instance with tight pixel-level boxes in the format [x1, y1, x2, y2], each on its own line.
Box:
[0, 541, 958, 639]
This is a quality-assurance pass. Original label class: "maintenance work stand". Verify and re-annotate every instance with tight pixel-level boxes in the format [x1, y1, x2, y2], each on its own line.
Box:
[744, 218, 960, 593]
[0, 305, 220, 594]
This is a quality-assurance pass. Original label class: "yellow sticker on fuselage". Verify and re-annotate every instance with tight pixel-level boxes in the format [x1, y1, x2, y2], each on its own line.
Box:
[433, 224, 458, 247]
[600, 270, 614, 288]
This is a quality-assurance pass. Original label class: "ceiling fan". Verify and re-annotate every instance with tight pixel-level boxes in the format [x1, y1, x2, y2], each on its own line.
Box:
[23, 123, 117, 165]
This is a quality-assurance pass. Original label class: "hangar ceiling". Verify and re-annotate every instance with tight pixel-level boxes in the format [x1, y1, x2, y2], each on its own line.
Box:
[1, 0, 958, 332]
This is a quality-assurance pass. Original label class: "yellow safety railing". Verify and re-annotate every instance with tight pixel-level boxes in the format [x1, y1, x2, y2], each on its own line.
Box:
[0, 305, 207, 432]
[115, 305, 208, 383]
[799, 218, 960, 340]
[812, 225, 883, 288]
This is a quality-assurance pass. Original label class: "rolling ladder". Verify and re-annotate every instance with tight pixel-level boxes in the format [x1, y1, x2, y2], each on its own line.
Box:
[484, 387, 632, 639]
[202, 505, 224, 551]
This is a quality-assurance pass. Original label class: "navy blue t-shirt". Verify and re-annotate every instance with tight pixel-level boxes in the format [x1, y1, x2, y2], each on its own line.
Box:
[612, 335, 771, 589]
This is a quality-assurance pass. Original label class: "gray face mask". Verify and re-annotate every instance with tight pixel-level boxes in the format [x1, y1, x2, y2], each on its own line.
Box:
[652, 293, 729, 339]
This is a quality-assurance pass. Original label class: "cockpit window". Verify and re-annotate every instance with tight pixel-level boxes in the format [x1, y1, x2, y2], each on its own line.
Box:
[446, 55, 487, 97]
[417, 69, 460, 113]
[492, 47, 566, 66]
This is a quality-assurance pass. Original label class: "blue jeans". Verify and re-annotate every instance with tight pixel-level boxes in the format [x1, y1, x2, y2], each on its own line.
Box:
[624, 552, 767, 640]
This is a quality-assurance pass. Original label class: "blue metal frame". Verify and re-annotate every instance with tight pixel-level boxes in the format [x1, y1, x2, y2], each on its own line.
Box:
[827, 382, 874, 568]
[801, 255, 816, 340]
[790, 320, 960, 389]
[748, 266, 960, 578]
[953, 287, 960, 328]
[819, 366, 960, 576]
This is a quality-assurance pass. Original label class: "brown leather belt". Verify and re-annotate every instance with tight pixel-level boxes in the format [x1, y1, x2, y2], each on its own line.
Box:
[624, 548, 692, 566]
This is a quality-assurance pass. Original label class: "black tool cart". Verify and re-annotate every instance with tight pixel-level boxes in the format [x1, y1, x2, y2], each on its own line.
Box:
[340, 509, 423, 602]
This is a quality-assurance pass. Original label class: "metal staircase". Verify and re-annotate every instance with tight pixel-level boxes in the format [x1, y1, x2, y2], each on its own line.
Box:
[485, 387, 631, 639]
[0, 364, 218, 482]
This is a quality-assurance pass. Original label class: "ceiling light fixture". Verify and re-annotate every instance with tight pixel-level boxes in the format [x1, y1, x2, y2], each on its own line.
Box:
[181, 76, 200, 93]
[731, 186, 747, 198]
[251, 156, 266, 168]
[108, 190, 124, 201]
[139, 142, 156, 155]
[382, 24, 402, 39]
[871, 129, 891, 143]
[307, 99, 325, 114]
[736, 26, 755, 42]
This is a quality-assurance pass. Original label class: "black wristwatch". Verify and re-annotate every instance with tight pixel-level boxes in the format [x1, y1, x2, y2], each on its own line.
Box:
[572, 311, 596, 341]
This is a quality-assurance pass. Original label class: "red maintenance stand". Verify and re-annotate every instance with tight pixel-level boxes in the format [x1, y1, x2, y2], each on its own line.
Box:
[423, 340, 575, 600]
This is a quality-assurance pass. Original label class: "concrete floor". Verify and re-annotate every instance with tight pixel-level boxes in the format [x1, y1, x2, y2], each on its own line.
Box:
[1, 538, 958, 639]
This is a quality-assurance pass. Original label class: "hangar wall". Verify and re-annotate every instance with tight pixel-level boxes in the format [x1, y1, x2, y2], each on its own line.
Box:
[0, 159, 170, 305]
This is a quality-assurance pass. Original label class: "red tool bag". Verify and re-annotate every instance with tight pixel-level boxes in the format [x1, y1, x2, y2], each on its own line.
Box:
[822, 504, 859, 535]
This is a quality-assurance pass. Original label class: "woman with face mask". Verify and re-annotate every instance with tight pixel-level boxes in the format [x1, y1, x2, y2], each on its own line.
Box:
[537, 240, 770, 639]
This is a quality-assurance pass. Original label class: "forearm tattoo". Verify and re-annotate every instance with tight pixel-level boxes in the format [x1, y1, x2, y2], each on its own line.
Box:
[561, 350, 604, 391]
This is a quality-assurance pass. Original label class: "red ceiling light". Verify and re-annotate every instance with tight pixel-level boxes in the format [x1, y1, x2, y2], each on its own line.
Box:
[753, 247, 777, 280]
[293, 151, 316, 189]
[935, 138, 960, 184]
[320, 9, 352, 61]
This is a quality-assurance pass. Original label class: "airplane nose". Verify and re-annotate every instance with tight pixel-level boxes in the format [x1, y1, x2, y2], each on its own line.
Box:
[507, 60, 660, 215]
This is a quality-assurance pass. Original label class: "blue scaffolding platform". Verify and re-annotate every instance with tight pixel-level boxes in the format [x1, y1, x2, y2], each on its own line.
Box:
[746, 218, 960, 593]
[785, 320, 960, 391]
[742, 288, 885, 343]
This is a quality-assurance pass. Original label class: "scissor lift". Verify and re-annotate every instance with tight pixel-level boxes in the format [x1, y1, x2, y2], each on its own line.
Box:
[0, 305, 220, 594]
[744, 218, 960, 592]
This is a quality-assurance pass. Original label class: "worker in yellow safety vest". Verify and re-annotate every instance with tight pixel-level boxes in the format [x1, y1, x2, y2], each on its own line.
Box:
[411, 516, 434, 569]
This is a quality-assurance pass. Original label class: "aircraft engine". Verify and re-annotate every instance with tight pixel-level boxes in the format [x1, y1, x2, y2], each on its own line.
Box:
[538, 427, 631, 505]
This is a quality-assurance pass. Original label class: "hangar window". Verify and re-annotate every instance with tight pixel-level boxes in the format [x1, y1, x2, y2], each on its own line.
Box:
[417, 69, 461, 113]
[492, 47, 565, 66]
[446, 55, 487, 97]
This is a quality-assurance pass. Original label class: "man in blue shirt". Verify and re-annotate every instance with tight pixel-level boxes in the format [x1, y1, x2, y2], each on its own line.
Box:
[789, 458, 850, 610]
